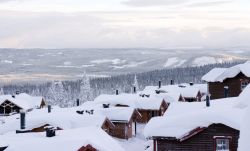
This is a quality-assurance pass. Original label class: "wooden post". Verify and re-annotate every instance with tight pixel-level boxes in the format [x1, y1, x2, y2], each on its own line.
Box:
[153, 140, 157, 151]
[135, 122, 137, 136]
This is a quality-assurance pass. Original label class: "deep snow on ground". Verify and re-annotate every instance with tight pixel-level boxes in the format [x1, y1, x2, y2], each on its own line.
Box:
[116, 124, 147, 151]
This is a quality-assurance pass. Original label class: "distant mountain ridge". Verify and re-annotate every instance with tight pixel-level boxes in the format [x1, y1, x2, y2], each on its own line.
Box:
[0, 48, 249, 83]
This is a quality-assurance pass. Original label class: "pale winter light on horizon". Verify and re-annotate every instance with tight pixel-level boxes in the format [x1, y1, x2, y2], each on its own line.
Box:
[0, 0, 249, 48]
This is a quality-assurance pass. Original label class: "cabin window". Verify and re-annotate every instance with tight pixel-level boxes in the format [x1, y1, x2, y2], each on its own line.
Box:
[241, 81, 249, 91]
[214, 137, 231, 151]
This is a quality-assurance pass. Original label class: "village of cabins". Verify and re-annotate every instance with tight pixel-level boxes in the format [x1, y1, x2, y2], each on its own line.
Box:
[0, 61, 249, 151]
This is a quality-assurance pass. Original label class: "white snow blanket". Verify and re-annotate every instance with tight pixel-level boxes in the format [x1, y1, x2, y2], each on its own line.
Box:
[0, 127, 125, 151]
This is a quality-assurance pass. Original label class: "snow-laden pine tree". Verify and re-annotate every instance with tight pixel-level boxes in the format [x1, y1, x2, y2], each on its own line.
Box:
[47, 80, 67, 107]
[0, 88, 4, 95]
[31, 87, 40, 96]
[79, 71, 93, 104]
[133, 74, 139, 90]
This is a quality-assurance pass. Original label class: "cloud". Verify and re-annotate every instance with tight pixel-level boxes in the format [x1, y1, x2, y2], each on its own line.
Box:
[0, 10, 249, 49]
[0, 0, 22, 3]
[187, 0, 233, 7]
[122, 0, 189, 7]
[122, 0, 233, 7]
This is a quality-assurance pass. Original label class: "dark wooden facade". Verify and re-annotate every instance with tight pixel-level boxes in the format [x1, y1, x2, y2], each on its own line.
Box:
[40, 98, 46, 108]
[152, 124, 239, 151]
[101, 118, 115, 134]
[137, 101, 169, 123]
[31, 124, 63, 132]
[182, 91, 202, 102]
[208, 73, 250, 100]
[78, 144, 97, 151]
[0, 100, 22, 115]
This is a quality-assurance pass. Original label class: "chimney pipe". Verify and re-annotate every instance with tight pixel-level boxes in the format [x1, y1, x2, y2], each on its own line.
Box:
[158, 81, 161, 89]
[224, 86, 229, 98]
[170, 80, 174, 85]
[48, 105, 51, 113]
[116, 90, 119, 95]
[76, 99, 80, 106]
[133, 86, 136, 94]
[20, 111, 25, 130]
[45, 126, 56, 137]
[206, 95, 210, 107]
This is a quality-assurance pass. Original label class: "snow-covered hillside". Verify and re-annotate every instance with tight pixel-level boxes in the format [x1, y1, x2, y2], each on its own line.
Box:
[0, 48, 248, 82]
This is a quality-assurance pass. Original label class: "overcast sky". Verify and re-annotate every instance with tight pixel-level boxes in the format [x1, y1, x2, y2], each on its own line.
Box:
[0, 0, 249, 49]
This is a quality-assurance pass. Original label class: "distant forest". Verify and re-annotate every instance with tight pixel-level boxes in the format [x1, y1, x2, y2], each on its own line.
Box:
[1, 61, 244, 107]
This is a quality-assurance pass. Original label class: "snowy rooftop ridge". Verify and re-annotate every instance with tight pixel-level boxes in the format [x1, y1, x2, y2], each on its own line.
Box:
[141, 83, 206, 99]
[202, 61, 250, 82]
[93, 93, 165, 110]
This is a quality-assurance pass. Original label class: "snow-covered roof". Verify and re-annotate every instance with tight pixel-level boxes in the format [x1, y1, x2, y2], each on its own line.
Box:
[94, 107, 138, 122]
[0, 93, 45, 111]
[0, 127, 125, 151]
[94, 93, 165, 110]
[144, 108, 242, 139]
[164, 97, 238, 117]
[202, 61, 250, 82]
[142, 83, 204, 99]
[0, 107, 108, 134]
[144, 97, 243, 139]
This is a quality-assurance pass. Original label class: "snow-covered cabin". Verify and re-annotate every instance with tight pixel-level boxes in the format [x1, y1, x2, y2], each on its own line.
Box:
[144, 100, 242, 151]
[141, 83, 206, 102]
[98, 107, 141, 139]
[79, 102, 142, 139]
[0, 93, 46, 116]
[143, 85, 250, 151]
[0, 127, 125, 151]
[94, 93, 168, 123]
[202, 61, 250, 99]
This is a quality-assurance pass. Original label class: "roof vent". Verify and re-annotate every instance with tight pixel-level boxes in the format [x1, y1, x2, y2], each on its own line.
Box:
[103, 104, 110, 108]
[45, 126, 56, 137]
[76, 110, 84, 114]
